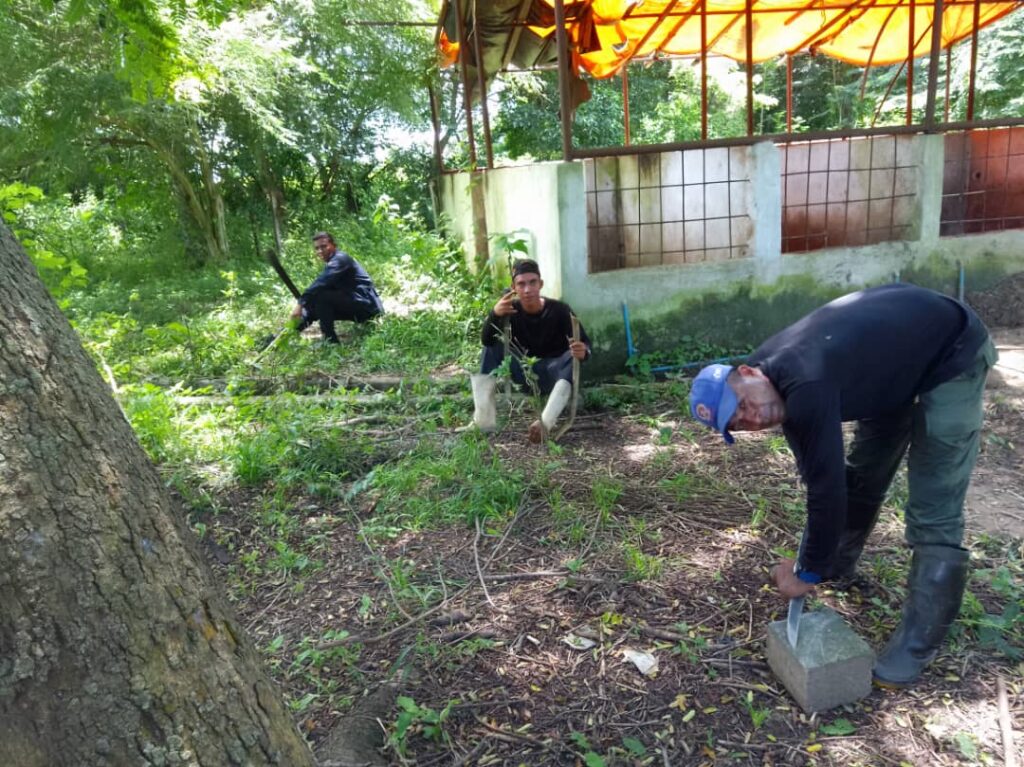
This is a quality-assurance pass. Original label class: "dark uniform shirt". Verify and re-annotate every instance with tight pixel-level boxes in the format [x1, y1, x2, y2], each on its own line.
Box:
[300, 251, 383, 315]
[747, 284, 989, 574]
[481, 298, 591, 358]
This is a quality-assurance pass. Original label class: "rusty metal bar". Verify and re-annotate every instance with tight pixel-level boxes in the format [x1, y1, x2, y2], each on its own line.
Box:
[434, 0, 449, 47]
[786, 54, 794, 133]
[626, 0, 682, 58]
[622, 67, 631, 146]
[745, 0, 754, 135]
[498, 0, 533, 72]
[967, 0, 981, 120]
[471, 0, 494, 168]
[569, 117, 1024, 159]
[858, 3, 902, 101]
[906, 0, 915, 126]
[701, 0, 708, 140]
[554, 0, 574, 161]
[944, 45, 951, 121]
[924, 0, 945, 129]
[428, 84, 445, 173]
[454, 0, 478, 166]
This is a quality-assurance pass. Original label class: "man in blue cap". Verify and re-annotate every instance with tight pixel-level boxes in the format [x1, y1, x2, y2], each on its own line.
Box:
[689, 283, 996, 688]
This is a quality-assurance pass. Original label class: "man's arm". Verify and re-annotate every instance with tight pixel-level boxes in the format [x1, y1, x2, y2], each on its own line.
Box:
[300, 253, 355, 306]
[571, 318, 592, 361]
[781, 384, 847, 577]
[481, 291, 517, 346]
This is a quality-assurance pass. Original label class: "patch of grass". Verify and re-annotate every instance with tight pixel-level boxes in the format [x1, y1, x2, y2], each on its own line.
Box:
[622, 542, 664, 581]
[365, 433, 524, 533]
[659, 471, 697, 502]
[592, 476, 624, 524]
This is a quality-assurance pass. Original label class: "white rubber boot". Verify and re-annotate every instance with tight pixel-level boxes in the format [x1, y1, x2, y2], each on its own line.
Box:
[529, 379, 572, 444]
[470, 373, 497, 432]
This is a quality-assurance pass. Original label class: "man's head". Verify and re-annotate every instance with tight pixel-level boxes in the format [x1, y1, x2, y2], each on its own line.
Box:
[689, 363, 785, 442]
[312, 232, 337, 262]
[510, 259, 543, 314]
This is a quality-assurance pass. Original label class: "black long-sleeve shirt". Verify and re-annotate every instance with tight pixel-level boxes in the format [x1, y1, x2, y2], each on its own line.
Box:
[481, 298, 591, 359]
[747, 284, 989, 575]
[300, 251, 383, 314]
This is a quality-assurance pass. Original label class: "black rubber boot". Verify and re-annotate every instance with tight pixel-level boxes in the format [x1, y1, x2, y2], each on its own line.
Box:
[873, 544, 969, 689]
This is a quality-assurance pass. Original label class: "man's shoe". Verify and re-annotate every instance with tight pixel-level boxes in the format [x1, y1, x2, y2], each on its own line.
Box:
[873, 544, 969, 688]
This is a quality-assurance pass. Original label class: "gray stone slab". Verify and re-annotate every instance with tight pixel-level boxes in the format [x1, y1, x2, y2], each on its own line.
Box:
[765, 607, 874, 713]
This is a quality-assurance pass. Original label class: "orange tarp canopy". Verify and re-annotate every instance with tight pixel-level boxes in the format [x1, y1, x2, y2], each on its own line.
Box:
[525, 0, 1022, 78]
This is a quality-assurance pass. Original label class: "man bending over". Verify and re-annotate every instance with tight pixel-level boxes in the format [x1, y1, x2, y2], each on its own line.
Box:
[689, 283, 995, 688]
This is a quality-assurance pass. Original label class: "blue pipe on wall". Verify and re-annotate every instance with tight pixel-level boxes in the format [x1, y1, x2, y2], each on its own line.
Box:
[621, 301, 746, 376]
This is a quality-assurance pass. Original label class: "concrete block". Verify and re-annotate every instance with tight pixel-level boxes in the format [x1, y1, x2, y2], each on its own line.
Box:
[765, 607, 874, 713]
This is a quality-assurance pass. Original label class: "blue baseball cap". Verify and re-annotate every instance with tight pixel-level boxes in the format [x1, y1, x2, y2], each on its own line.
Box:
[689, 364, 737, 444]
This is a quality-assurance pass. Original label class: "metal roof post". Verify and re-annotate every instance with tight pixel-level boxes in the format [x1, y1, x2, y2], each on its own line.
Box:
[454, 0, 478, 167]
[554, 0, 574, 161]
[924, 0, 945, 129]
[471, 0, 494, 168]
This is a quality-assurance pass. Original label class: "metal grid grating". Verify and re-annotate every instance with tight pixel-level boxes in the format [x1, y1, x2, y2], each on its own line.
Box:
[941, 127, 1024, 236]
[780, 135, 918, 253]
[584, 147, 753, 273]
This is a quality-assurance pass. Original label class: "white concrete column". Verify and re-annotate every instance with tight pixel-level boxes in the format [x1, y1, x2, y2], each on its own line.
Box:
[748, 140, 783, 281]
[556, 161, 587, 302]
[917, 133, 945, 245]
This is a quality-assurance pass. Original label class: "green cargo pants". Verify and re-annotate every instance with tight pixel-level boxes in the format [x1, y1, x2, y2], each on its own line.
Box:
[844, 337, 998, 548]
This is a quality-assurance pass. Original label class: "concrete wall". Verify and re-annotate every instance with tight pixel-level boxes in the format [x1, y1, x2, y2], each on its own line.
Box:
[439, 135, 1024, 376]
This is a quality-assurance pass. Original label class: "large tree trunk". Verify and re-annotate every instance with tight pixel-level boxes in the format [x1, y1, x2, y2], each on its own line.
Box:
[0, 224, 314, 766]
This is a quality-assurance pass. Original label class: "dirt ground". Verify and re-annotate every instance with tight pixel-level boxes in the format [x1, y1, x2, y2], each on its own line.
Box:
[200, 292, 1024, 767]
[967, 326, 1024, 539]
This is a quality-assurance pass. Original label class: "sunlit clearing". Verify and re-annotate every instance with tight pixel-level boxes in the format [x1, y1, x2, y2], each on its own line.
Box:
[622, 442, 660, 463]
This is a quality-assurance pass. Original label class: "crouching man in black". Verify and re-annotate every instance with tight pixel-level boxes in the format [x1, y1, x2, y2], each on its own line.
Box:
[471, 259, 591, 442]
[290, 232, 383, 344]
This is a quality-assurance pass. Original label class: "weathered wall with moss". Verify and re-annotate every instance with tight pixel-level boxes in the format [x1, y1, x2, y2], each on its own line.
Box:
[440, 135, 1024, 379]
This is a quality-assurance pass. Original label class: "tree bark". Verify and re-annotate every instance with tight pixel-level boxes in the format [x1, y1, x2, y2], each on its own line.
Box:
[0, 223, 314, 766]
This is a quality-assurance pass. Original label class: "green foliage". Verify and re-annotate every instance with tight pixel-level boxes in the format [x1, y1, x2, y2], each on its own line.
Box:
[622, 542, 664, 582]
[568, 732, 606, 767]
[820, 718, 856, 736]
[741, 690, 770, 730]
[388, 696, 456, 758]
[0, 184, 87, 297]
[958, 564, 1024, 659]
[366, 434, 524, 534]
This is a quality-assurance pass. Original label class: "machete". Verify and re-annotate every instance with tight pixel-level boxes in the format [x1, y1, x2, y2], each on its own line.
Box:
[265, 247, 301, 300]
[787, 590, 805, 647]
[265, 191, 301, 299]
[787, 536, 808, 646]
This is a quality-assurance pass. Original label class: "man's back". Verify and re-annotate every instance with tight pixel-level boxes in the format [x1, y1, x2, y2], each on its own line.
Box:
[749, 284, 988, 422]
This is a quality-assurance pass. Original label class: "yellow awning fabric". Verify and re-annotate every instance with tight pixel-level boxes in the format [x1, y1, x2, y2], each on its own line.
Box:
[524, 0, 1022, 78]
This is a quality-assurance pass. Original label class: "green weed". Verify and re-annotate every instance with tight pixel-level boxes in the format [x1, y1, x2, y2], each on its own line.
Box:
[367, 434, 524, 532]
[387, 696, 457, 758]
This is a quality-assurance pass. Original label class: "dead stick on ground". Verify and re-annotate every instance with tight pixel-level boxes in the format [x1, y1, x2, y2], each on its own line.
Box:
[318, 586, 472, 650]
[998, 675, 1018, 767]
[248, 327, 289, 368]
[474, 517, 497, 610]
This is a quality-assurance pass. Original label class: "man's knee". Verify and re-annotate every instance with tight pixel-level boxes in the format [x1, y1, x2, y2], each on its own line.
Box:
[480, 343, 505, 374]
